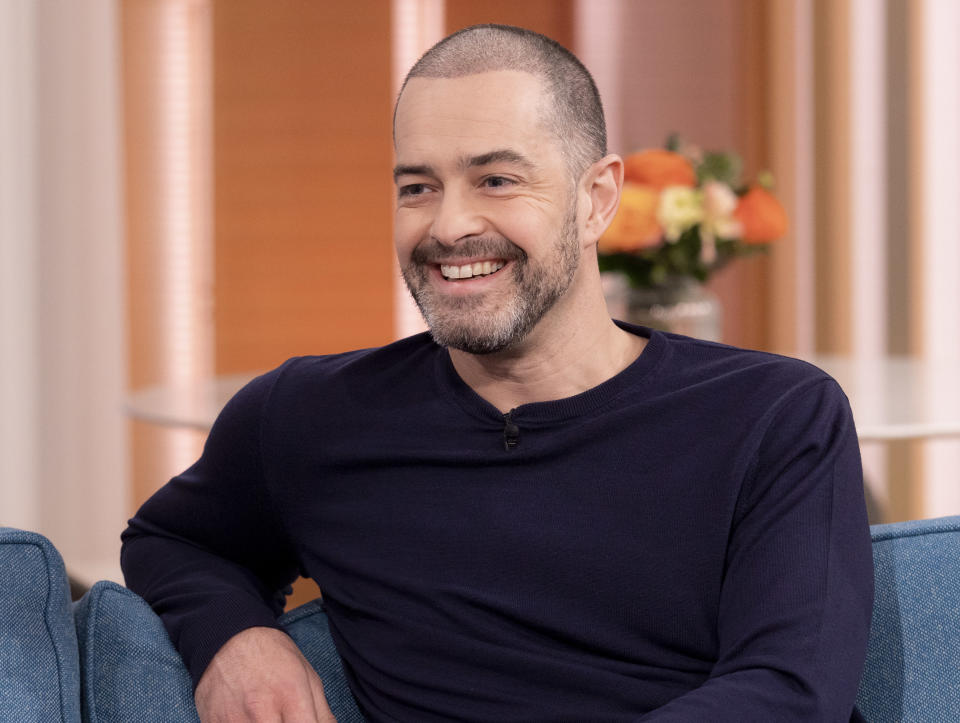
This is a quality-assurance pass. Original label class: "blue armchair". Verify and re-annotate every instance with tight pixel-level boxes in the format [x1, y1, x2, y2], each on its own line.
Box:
[3, 517, 960, 721]
[0, 527, 361, 722]
[856, 515, 960, 721]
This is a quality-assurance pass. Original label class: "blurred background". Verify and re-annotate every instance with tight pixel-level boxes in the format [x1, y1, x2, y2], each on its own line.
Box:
[2, 0, 959, 587]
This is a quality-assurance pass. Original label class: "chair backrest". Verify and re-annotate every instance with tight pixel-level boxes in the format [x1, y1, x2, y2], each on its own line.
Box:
[856, 515, 960, 722]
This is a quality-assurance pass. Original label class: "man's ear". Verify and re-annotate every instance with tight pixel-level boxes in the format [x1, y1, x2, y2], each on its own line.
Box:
[580, 154, 624, 246]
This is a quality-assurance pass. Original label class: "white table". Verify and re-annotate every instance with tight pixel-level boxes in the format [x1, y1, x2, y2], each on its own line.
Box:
[803, 356, 960, 442]
[126, 357, 960, 442]
[126, 373, 255, 431]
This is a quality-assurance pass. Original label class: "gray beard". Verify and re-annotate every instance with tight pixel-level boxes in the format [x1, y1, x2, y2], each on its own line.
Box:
[401, 211, 580, 355]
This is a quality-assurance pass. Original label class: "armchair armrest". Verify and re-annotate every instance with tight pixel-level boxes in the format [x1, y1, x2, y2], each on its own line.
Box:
[0, 527, 81, 722]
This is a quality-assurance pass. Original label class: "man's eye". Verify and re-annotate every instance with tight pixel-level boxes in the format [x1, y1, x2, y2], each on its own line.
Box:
[398, 183, 428, 198]
[483, 176, 515, 189]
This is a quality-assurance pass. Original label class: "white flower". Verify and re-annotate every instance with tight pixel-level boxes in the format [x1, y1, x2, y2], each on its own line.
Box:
[657, 186, 703, 242]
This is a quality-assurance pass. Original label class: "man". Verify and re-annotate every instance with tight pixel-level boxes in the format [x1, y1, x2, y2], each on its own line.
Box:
[122, 24, 873, 721]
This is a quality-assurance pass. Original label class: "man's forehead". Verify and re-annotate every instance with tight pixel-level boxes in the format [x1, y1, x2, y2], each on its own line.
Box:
[394, 71, 554, 162]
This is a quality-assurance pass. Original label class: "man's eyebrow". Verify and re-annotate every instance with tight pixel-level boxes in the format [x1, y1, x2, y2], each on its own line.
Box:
[392, 149, 536, 182]
[393, 164, 433, 181]
[462, 149, 535, 171]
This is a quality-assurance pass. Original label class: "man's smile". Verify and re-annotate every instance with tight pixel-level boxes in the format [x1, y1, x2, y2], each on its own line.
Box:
[439, 259, 506, 280]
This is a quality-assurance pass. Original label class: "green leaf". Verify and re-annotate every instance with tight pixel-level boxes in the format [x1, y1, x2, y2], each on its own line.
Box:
[697, 151, 742, 187]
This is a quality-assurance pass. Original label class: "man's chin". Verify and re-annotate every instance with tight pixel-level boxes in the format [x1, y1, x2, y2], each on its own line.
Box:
[426, 322, 518, 356]
[439, 336, 515, 356]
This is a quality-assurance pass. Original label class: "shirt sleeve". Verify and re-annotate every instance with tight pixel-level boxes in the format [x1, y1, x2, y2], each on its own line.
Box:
[639, 377, 874, 722]
[120, 365, 301, 689]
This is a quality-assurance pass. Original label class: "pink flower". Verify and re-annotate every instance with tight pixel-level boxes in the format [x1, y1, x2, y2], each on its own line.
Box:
[699, 181, 742, 264]
[701, 181, 742, 239]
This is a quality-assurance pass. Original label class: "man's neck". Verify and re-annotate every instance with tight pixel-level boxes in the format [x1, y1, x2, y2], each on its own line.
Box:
[448, 305, 647, 414]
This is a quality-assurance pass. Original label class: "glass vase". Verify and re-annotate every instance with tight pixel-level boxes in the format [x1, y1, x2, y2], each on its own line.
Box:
[603, 274, 722, 342]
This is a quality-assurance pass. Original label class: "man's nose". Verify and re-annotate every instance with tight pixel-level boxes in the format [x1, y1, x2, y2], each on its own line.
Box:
[430, 188, 486, 246]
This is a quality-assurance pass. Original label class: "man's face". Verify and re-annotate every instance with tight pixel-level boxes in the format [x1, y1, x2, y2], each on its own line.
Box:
[393, 70, 582, 355]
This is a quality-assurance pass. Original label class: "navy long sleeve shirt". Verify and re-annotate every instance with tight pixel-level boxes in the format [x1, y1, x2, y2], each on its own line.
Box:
[121, 324, 873, 721]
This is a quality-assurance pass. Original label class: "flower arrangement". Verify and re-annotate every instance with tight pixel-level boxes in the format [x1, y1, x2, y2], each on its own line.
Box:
[598, 137, 788, 289]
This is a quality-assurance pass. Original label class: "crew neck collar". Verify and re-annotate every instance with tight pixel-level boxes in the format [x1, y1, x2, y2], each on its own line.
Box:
[434, 322, 668, 425]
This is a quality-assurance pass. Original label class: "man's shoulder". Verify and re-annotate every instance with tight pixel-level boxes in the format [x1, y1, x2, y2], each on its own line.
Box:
[659, 331, 833, 390]
[644, 330, 842, 418]
[244, 332, 442, 413]
[218, 333, 441, 430]
[271, 331, 438, 383]
[205, 333, 442, 449]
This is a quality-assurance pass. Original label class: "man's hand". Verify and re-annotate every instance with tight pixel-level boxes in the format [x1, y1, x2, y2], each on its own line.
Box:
[195, 626, 336, 722]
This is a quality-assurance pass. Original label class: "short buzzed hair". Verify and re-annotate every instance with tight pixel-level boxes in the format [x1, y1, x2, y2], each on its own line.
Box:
[395, 24, 607, 180]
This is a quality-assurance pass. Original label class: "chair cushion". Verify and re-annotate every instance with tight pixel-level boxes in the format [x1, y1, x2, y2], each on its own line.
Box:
[279, 599, 365, 721]
[856, 515, 960, 722]
[74, 581, 363, 721]
[0, 527, 80, 722]
[73, 581, 199, 722]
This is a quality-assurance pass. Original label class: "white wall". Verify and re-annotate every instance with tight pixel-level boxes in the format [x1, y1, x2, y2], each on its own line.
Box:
[0, 0, 127, 582]
[0, 0, 41, 536]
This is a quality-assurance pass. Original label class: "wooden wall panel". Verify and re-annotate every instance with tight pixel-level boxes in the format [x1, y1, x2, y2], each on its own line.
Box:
[766, 0, 810, 355]
[444, 0, 573, 47]
[213, 0, 395, 373]
[812, 0, 853, 355]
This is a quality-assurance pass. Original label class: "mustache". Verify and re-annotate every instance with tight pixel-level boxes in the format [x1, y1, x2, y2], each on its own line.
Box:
[409, 236, 526, 265]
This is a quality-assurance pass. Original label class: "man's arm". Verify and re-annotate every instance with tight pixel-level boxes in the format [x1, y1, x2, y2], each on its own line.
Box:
[121, 364, 332, 719]
[641, 378, 873, 721]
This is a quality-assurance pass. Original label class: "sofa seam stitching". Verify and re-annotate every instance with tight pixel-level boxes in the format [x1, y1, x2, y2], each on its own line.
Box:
[35, 539, 70, 722]
[872, 525, 960, 543]
[84, 584, 110, 722]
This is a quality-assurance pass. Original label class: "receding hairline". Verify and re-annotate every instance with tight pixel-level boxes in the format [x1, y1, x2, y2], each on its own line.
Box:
[394, 69, 555, 141]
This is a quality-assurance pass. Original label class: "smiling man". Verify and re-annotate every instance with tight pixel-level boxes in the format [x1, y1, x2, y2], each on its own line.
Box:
[122, 25, 873, 722]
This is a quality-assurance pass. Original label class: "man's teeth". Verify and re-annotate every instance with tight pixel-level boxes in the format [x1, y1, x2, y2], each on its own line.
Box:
[440, 260, 505, 280]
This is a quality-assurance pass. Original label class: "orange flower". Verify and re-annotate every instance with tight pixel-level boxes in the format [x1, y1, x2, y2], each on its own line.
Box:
[598, 183, 662, 252]
[623, 149, 696, 189]
[733, 186, 788, 243]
